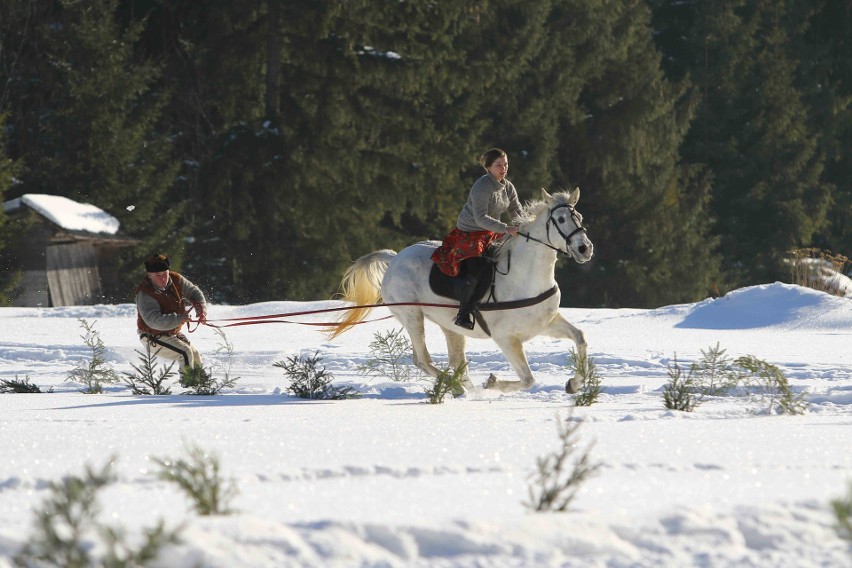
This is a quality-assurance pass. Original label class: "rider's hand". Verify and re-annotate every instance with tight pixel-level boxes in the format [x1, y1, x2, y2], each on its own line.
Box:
[506, 226, 519, 236]
[192, 301, 207, 323]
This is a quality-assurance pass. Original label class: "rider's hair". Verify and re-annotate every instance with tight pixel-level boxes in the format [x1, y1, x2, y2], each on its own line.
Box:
[479, 148, 508, 169]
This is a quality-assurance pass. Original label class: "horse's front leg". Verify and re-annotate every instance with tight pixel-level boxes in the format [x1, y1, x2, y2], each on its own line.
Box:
[443, 329, 474, 394]
[482, 335, 535, 392]
[542, 313, 588, 393]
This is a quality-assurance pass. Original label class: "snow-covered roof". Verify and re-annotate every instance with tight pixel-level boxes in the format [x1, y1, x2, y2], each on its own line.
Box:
[3, 194, 120, 235]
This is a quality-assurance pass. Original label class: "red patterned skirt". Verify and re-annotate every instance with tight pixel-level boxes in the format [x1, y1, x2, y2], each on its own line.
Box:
[431, 228, 501, 276]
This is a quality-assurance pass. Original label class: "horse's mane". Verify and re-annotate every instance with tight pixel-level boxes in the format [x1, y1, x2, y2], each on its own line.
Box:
[516, 198, 550, 225]
[491, 191, 569, 263]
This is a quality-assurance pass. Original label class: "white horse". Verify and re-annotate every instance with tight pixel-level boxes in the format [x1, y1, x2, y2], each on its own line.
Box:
[330, 188, 594, 394]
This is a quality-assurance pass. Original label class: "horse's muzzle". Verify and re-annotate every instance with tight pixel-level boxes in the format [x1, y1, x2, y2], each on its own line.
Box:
[573, 241, 594, 263]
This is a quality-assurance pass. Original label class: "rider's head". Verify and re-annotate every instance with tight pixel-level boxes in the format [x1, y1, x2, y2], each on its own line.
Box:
[480, 148, 509, 182]
[480, 148, 508, 169]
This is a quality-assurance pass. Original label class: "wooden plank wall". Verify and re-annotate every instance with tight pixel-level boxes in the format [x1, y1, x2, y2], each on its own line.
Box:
[46, 243, 103, 306]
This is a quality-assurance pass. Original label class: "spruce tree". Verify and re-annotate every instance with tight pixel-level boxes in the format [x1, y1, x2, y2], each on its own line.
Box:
[0, 2, 58, 185]
[41, 0, 180, 298]
[1, 0, 179, 300]
[192, 1, 503, 301]
[650, 0, 833, 287]
[549, 0, 720, 306]
[793, 0, 852, 257]
[471, 0, 570, 199]
[0, 113, 21, 304]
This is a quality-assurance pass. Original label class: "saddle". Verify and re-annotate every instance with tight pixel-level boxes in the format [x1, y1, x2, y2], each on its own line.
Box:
[429, 256, 497, 333]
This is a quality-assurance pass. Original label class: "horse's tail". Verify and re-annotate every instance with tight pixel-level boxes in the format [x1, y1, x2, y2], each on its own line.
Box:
[327, 249, 397, 339]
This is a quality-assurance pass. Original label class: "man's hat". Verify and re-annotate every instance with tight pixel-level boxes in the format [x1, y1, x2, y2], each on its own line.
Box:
[144, 254, 170, 273]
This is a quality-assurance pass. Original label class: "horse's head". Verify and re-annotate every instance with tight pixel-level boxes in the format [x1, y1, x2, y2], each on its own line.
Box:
[536, 188, 594, 263]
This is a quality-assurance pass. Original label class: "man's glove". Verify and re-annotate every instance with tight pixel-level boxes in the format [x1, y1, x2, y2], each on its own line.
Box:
[192, 301, 207, 323]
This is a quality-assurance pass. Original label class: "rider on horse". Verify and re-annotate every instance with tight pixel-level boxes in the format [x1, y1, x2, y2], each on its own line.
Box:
[431, 148, 522, 329]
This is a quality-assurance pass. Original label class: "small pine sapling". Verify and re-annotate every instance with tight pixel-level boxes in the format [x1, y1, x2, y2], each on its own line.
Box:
[212, 328, 240, 387]
[693, 343, 738, 396]
[178, 331, 239, 395]
[178, 365, 225, 395]
[14, 457, 179, 567]
[66, 319, 120, 394]
[0, 375, 44, 393]
[122, 345, 175, 395]
[668, 346, 808, 414]
[273, 352, 357, 400]
[152, 444, 237, 516]
[424, 364, 466, 404]
[831, 481, 852, 543]
[525, 410, 603, 512]
[358, 328, 419, 382]
[568, 349, 602, 406]
[16, 460, 115, 568]
[663, 355, 698, 412]
[732, 355, 807, 415]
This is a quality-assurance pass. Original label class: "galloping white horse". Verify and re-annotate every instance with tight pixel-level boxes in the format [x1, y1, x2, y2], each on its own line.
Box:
[330, 188, 594, 393]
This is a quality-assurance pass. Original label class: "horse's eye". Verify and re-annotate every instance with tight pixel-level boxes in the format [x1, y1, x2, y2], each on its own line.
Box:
[558, 216, 565, 223]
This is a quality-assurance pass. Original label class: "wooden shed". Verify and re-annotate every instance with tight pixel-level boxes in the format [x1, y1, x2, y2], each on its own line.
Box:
[3, 194, 138, 307]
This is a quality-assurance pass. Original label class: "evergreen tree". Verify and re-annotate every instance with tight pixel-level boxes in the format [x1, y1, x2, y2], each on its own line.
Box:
[2, 0, 179, 300]
[0, 1, 58, 187]
[650, 0, 833, 286]
[550, 0, 720, 306]
[191, 1, 504, 301]
[0, 113, 21, 304]
[794, 1, 852, 256]
[41, 0, 179, 299]
[471, 0, 570, 198]
[5, 0, 843, 306]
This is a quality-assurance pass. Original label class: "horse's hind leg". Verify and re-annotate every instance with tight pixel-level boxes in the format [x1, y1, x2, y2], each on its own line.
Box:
[542, 313, 588, 393]
[393, 309, 443, 379]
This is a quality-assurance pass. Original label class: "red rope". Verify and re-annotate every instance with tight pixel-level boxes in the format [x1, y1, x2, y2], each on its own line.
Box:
[194, 314, 395, 330]
[186, 300, 459, 331]
[186, 286, 557, 332]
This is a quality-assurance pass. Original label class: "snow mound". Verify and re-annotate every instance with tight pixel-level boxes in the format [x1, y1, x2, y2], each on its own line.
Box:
[675, 282, 852, 330]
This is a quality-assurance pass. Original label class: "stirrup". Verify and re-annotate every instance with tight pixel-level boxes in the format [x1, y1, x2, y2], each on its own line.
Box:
[454, 310, 475, 330]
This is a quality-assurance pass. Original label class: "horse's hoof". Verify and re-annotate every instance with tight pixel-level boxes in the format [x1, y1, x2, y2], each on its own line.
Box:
[565, 379, 580, 394]
[483, 374, 498, 389]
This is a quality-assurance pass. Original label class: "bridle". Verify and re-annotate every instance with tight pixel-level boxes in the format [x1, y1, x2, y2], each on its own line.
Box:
[518, 203, 588, 259]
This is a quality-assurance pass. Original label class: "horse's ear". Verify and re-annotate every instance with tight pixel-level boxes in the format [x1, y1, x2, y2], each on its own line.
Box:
[540, 188, 554, 203]
[568, 187, 580, 205]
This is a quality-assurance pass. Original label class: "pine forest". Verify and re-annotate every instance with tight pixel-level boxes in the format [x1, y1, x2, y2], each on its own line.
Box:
[0, 0, 849, 307]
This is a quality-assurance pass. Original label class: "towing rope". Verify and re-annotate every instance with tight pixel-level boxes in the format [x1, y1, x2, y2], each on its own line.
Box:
[187, 285, 558, 332]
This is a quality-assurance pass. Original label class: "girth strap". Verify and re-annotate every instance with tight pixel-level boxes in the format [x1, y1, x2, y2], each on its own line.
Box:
[477, 285, 558, 312]
[470, 285, 559, 338]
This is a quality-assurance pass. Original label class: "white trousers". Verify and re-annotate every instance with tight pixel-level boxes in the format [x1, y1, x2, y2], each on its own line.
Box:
[139, 333, 203, 371]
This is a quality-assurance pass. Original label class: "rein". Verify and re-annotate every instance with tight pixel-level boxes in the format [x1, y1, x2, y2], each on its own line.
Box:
[189, 286, 559, 331]
[516, 231, 565, 255]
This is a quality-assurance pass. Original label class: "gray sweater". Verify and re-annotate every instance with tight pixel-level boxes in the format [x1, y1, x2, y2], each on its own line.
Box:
[456, 173, 523, 233]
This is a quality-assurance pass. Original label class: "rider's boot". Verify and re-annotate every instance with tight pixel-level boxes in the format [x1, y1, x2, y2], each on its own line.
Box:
[453, 276, 477, 330]
[453, 259, 485, 330]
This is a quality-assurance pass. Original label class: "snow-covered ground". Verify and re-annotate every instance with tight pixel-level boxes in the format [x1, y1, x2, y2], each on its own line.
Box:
[1, 282, 850, 567]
